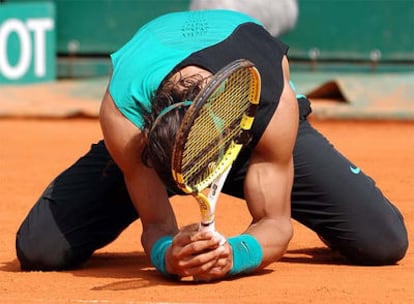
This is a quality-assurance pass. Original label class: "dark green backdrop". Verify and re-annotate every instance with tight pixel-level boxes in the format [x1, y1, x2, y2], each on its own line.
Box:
[4, 0, 413, 77]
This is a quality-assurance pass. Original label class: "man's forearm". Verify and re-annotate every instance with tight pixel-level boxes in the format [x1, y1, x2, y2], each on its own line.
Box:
[244, 217, 293, 268]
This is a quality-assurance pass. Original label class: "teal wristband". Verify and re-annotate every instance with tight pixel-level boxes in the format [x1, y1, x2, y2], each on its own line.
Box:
[150, 236, 174, 277]
[228, 234, 263, 276]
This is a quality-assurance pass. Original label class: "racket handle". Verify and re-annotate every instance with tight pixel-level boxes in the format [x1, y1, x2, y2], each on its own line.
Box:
[207, 166, 232, 206]
[195, 166, 232, 246]
[199, 222, 227, 245]
[199, 220, 216, 232]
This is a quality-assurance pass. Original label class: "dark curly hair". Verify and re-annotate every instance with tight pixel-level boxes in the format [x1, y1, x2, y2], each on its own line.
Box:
[141, 71, 207, 192]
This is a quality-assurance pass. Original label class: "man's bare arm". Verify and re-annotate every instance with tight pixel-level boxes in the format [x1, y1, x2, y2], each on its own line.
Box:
[99, 90, 179, 254]
[243, 56, 298, 267]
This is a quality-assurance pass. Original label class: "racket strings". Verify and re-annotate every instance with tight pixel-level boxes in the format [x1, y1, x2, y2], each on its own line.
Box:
[181, 68, 254, 188]
[182, 118, 240, 173]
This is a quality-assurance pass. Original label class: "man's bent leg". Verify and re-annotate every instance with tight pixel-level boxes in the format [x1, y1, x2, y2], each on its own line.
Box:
[291, 116, 408, 265]
[16, 141, 137, 270]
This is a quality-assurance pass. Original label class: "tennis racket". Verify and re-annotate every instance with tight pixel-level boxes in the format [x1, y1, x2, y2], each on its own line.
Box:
[171, 59, 261, 242]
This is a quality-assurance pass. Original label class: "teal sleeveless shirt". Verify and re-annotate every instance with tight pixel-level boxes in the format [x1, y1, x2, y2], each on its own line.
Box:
[109, 10, 261, 129]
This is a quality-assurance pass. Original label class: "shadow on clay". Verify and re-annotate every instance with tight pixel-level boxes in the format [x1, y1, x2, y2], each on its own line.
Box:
[280, 246, 349, 265]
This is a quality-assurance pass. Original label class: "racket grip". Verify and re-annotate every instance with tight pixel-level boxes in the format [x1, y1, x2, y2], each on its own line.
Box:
[199, 222, 226, 245]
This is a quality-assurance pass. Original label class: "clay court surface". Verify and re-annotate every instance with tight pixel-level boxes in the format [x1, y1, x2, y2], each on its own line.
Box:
[0, 117, 413, 303]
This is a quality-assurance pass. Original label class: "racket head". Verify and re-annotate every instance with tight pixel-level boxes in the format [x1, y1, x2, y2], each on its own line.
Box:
[171, 59, 261, 194]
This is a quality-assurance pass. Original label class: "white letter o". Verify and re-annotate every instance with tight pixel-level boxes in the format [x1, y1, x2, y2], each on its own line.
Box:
[0, 19, 31, 80]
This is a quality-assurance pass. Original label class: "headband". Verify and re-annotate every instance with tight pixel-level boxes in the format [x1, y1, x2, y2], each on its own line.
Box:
[149, 100, 193, 135]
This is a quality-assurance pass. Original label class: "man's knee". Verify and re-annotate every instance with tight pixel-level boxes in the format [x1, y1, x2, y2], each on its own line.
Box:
[336, 223, 408, 266]
[15, 205, 92, 271]
[16, 227, 91, 271]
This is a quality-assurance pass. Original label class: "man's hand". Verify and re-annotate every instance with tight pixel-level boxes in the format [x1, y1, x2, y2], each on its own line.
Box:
[165, 223, 232, 281]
